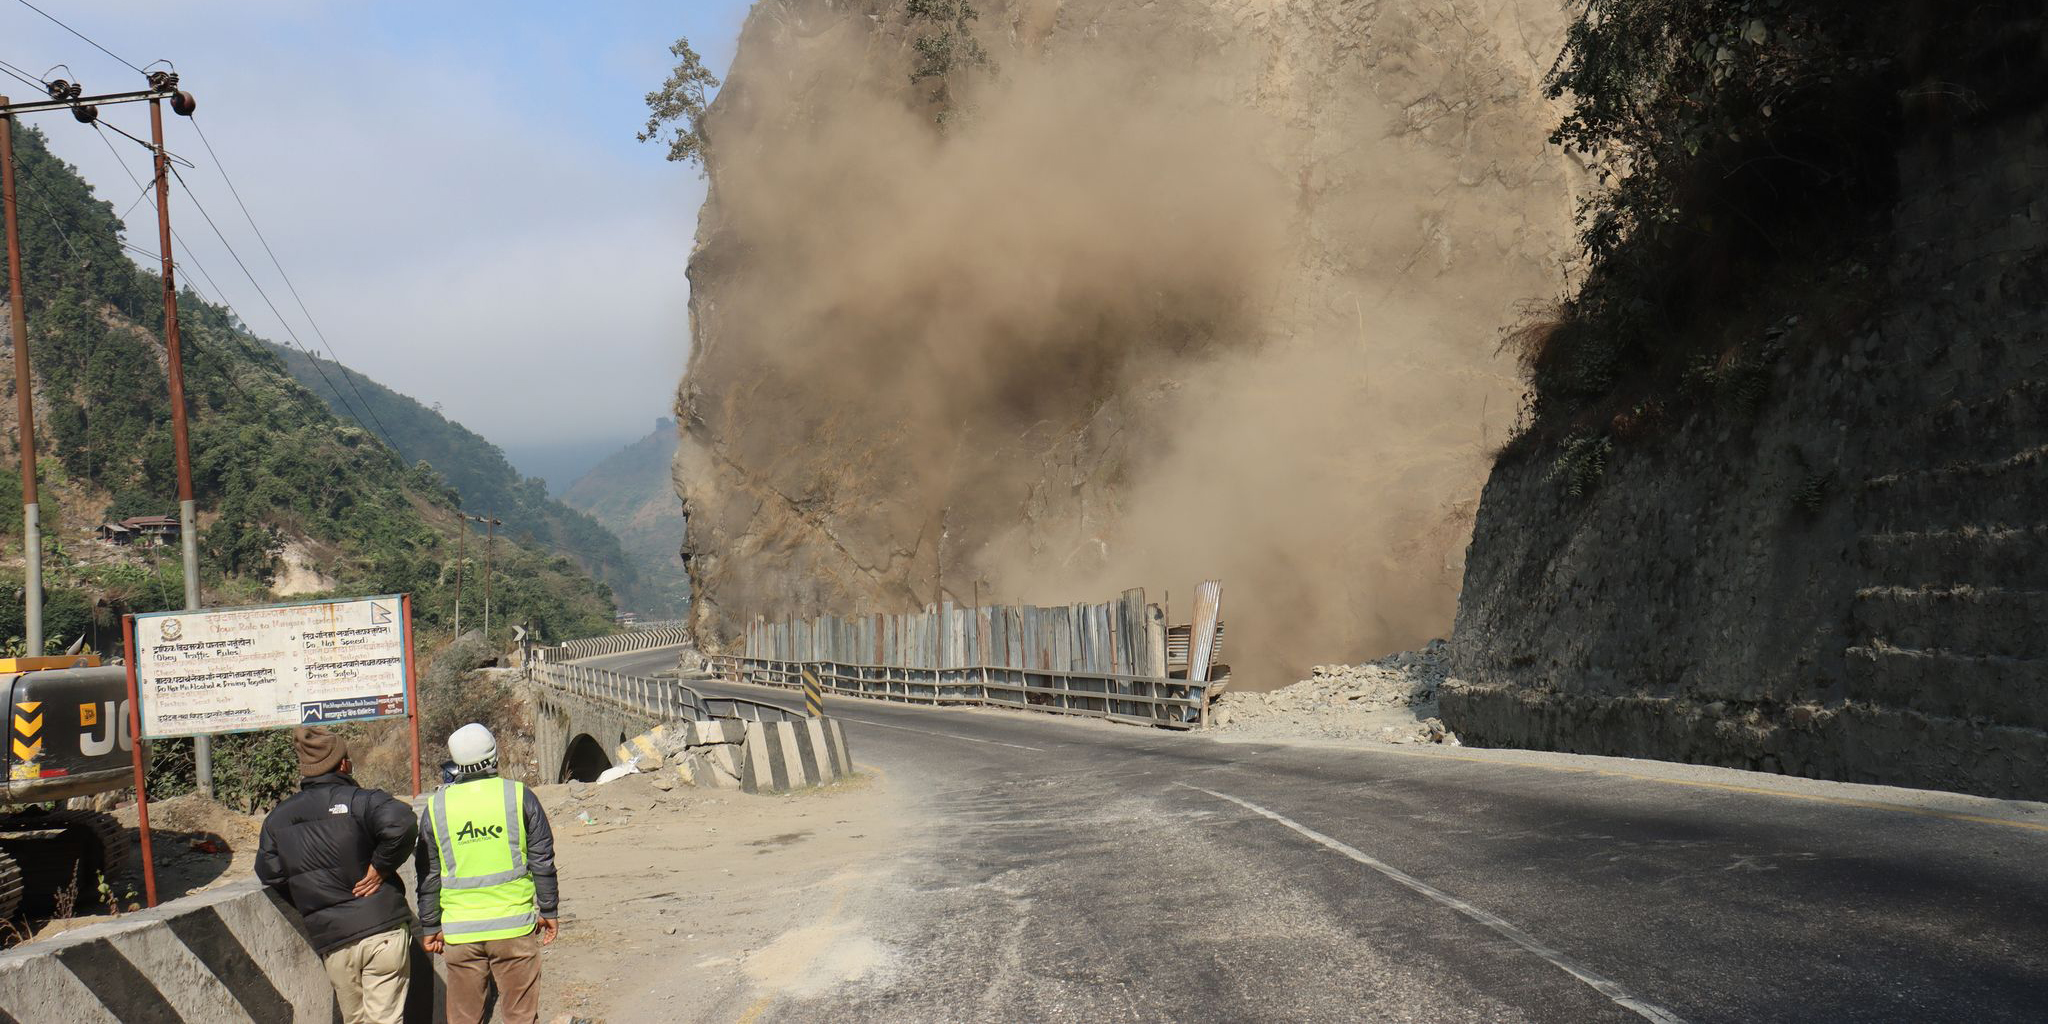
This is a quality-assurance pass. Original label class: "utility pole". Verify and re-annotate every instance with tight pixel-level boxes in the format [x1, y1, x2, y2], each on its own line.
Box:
[0, 98, 41, 657]
[453, 516, 466, 636]
[482, 513, 499, 641]
[459, 513, 502, 641]
[147, 74, 210, 797]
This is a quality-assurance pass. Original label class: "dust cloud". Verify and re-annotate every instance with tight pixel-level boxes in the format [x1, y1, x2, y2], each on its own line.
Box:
[685, 1, 1562, 686]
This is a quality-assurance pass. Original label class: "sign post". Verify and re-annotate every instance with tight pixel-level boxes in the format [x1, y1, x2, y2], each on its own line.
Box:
[120, 614, 157, 908]
[121, 594, 420, 906]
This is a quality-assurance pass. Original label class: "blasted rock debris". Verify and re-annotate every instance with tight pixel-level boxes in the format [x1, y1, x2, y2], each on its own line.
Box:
[1210, 640, 1459, 746]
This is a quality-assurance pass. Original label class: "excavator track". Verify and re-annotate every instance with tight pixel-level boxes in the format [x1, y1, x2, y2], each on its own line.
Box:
[0, 848, 22, 921]
[0, 808, 137, 915]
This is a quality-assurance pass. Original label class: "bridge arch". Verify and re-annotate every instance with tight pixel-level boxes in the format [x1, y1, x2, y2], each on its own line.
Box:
[560, 734, 613, 783]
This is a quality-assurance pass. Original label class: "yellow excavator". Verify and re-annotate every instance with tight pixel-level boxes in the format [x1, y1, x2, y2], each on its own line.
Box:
[0, 656, 140, 918]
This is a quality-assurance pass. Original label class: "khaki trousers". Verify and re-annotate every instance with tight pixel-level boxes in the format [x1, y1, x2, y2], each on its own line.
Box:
[322, 926, 411, 1024]
[444, 928, 542, 1024]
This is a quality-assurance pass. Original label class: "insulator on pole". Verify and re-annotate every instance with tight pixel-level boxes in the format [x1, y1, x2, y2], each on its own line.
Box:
[70, 105, 98, 124]
[170, 91, 196, 117]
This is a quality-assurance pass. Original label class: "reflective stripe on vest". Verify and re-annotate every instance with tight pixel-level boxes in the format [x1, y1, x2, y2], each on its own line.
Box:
[428, 777, 537, 944]
[429, 779, 527, 889]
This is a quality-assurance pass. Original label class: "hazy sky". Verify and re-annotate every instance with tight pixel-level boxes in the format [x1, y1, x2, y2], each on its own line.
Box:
[4, 0, 751, 477]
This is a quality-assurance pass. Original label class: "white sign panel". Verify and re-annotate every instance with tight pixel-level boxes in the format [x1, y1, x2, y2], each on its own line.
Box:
[133, 596, 411, 738]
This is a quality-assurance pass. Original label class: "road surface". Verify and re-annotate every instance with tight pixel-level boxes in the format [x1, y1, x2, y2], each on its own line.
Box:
[579, 646, 2048, 1023]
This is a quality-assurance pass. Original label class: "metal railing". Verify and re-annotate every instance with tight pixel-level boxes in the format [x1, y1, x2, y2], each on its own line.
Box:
[537, 626, 691, 663]
[532, 660, 807, 725]
[707, 655, 1208, 729]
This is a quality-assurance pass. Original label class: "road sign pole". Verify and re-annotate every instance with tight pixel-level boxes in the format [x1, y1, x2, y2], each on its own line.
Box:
[121, 614, 159, 907]
[402, 594, 420, 797]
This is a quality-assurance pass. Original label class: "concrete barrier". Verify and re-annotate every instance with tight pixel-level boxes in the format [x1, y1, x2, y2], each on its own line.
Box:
[0, 880, 331, 1022]
[616, 716, 854, 794]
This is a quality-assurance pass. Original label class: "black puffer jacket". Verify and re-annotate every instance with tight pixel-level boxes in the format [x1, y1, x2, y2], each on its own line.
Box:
[255, 772, 418, 956]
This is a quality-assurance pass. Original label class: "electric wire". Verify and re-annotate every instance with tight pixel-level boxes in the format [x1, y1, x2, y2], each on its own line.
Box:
[0, 59, 44, 92]
[185, 116, 405, 458]
[10, 0, 145, 75]
[166, 161, 383, 436]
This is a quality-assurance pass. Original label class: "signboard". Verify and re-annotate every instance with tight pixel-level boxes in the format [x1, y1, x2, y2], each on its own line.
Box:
[131, 595, 412, 738]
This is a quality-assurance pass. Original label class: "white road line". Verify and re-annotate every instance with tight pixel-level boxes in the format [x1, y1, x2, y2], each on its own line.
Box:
[835, 717, 1047, 752]
[1183, 785, 1688, 1024]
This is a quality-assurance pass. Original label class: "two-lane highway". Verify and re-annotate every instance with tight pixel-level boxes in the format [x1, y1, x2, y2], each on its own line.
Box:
[580, 647, 2048, 1022]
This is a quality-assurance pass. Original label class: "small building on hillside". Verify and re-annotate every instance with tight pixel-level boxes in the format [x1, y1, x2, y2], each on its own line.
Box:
[96, 515, 180, 548]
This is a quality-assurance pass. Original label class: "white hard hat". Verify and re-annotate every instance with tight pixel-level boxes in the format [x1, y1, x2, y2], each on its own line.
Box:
[448, 723, 497, 769]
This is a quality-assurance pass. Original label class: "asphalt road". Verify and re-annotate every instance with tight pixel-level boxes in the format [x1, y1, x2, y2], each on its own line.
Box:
[580, 647, 2048, 1023]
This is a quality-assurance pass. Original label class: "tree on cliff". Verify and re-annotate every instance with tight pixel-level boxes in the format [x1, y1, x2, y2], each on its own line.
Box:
[638, 36, 721, 168]
[906, 0, 992, 122]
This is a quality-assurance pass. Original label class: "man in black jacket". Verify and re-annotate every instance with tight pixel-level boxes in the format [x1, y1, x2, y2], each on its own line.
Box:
[256, 726, 418, 1024]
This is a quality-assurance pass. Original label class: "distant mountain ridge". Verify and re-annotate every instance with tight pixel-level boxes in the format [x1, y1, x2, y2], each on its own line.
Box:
[0, 124, 618, 649]
[263, 344, 658, 612]
[563, 419, 688, 616]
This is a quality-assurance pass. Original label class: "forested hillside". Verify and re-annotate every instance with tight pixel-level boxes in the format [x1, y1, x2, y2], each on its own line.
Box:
[562, 418, 688, 616]
[265, 343, 655, 612]
[0, 125, 618, 652]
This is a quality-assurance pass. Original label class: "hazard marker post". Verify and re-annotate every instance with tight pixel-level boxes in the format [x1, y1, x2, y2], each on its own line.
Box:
[802, 669, 825, 717]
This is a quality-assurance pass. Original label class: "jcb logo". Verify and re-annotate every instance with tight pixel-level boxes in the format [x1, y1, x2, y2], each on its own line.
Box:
[80, 700, 134, 758]
[454, 821, 505, 842]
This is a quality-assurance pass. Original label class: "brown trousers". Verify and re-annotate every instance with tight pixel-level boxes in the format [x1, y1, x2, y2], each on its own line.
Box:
[443, 929, 541, 1024]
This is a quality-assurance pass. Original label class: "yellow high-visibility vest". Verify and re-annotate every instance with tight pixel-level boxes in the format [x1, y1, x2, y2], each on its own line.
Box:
[426, 777, 537, 944]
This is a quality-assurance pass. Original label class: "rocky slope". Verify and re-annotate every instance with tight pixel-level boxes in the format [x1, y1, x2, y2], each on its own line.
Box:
[1446, 8, 2048, 799]
[1211, 640, 1457, 745]
[676, 0, 1577, 682]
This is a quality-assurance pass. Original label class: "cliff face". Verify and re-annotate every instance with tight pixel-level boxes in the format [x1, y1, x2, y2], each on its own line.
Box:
[1447, 20, 2048, 799]
[677, 0, 1576, 682]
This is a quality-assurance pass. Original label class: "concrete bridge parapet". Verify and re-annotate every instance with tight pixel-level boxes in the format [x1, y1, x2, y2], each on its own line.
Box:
[528, 658, 853, 792]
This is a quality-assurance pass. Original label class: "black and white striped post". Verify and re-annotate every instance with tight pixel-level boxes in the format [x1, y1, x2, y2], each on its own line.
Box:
[801, 669, 825, 717]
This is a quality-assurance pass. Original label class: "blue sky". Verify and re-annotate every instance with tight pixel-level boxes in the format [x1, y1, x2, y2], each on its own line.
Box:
[4, 0, 754, 483]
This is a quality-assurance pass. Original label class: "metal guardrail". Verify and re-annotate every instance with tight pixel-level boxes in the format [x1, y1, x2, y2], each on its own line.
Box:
[538, 626, 691, 663]
[531, 660, 808, 725]
[706, 655, 1208, 729]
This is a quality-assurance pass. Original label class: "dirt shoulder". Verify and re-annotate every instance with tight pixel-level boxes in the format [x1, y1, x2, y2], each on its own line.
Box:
[536, 768, 905, 1023]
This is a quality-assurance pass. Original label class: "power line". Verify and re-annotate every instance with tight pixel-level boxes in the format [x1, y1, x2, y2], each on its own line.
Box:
[0, 57, 45, 92]
[184, 116, 405, 459]
[165, 161, 392, 449]
[10, 0, 144, 75]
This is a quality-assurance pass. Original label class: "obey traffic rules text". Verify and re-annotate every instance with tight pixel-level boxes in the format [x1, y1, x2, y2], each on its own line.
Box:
[132, 596, 411, 738]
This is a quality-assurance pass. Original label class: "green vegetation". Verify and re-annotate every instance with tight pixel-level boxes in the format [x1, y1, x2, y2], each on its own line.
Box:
[0, 125, 621, 660]
[638, 36, 721, 168]
[906, 0, 994, 123]
[264, 343, 655, 613]
[561, 418, 689, 616]
[1512, 0, 1909, 435]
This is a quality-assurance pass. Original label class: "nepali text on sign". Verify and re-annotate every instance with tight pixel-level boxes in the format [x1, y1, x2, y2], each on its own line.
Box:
[133, 596, 410, 738]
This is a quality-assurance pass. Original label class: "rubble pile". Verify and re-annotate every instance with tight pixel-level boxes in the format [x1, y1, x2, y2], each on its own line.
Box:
[1210, 640, 1460, 745]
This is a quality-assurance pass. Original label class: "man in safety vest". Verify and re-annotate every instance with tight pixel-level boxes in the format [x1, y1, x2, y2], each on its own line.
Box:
[415, 723, 560, 1024]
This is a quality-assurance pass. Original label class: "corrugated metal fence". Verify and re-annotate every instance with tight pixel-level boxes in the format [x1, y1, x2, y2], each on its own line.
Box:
[711, 587, 1222, 729]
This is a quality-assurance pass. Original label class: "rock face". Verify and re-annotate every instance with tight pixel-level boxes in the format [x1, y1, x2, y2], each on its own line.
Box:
[677, 0, 1576, 684]
[1447, 74, 2048, 799]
